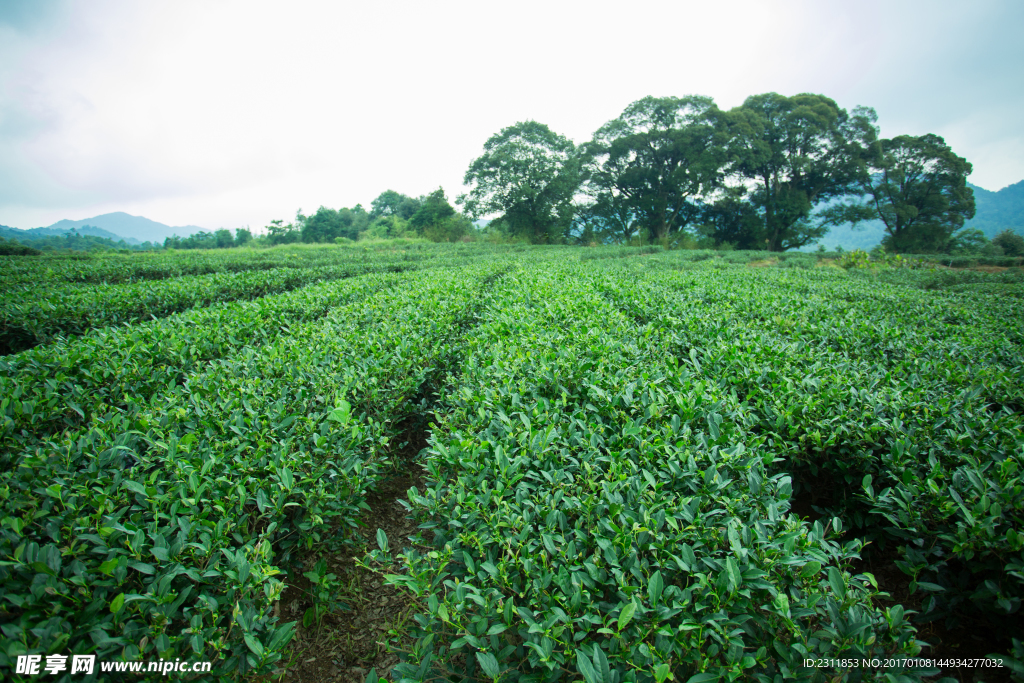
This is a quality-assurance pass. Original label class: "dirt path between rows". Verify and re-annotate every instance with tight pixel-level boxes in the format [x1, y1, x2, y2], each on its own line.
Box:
[279, 429, 431, 683]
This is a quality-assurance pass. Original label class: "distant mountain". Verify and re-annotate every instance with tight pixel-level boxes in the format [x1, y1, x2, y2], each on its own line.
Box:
[43, 212, 207, 244]
[0, 223, 142, 245]
[964, 180, 1024, 238]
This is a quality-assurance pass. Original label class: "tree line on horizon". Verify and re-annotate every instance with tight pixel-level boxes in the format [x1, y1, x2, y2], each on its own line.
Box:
[8, 91, 1020, 256]
[253, 91, 1006, 254]
[460, 92, 982, 253]
[0, 227, 163, 256]
[163, 227, 253, 250]
[257, 188, 473, 247]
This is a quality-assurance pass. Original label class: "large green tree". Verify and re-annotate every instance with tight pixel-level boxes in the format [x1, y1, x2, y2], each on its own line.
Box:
[405, 188, 472, 242]
[301, 205, 370, 243]
[265, 219, 300, 245]
[861, 134, 975, 253]
[215, 229, 234, 249]
[992, 228, 1024, 256]
[370, 190, 422, 220]
[583, 95, 727, 242]
[458, 120, 580, 244]
[409, 188, 456, 232]
[726, 93, 878, 251]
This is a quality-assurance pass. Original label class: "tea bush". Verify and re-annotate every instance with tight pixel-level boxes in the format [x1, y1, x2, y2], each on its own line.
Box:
[0, 271, 397, 458]
[377, 263, 926, 683]
[0, 262, 508, 679]
[3, 245, 1020, 681]
[586, 257, 1024, 636]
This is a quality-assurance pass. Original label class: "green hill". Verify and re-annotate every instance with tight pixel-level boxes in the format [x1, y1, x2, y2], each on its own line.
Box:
[0, 223, 140, 244]
[965, 180, 1024, 238]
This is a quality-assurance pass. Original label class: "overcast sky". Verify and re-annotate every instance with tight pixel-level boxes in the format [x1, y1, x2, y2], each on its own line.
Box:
[1, 0, 1022, 231]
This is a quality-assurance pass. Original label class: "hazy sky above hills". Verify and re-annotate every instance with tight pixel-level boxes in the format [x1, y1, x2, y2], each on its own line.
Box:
[1, 0, 1022, 232]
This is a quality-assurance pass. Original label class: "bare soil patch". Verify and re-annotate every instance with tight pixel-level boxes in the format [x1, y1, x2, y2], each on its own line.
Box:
[278, 427, 431, 683]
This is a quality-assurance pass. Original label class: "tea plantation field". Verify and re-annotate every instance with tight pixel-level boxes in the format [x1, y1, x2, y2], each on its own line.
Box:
[1, 244, 1021, 683]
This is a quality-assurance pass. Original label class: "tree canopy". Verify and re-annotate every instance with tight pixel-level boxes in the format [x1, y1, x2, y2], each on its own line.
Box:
[583, 96, 728, 242]
[992, 228, 1024, 256]
[300, 206, 370, 243]
[723, 93, 879, 251]
[411, 188, 471, 242]
[458, 120, 580, 244]
[370, 190, 422, 221]
[860, 134, 975, 253]
[165, 227, 254, 250]
[409, 188, 456, 231]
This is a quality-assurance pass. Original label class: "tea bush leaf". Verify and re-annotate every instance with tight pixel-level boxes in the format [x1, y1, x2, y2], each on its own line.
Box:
[616, 602, 636, 631]
[476, 651, 501, 679]
[577, 650, 600, 683]
[800, 561, 821, 578]
[828, 566, 846, 599]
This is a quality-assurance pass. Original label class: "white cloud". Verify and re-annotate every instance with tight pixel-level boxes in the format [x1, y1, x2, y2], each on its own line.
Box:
[1, 0, 1021, 229]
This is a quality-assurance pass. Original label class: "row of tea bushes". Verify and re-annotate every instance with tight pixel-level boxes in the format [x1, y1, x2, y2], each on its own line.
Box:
[860, 266, 1024, 299]
[0, 241, 525, 291]
[0, 242, 523, 355]
[0, 241, 434, 288]
[595, 261, 1024, 640]
[377, 262, 925, 683]
[0, 271, 398, 460]
[0, 262, 506, 679]
[0, 262, 419, 355]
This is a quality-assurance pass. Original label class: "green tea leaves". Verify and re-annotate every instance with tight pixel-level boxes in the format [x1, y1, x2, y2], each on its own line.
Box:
[827, 567, 846, 599]
[577, 650, 601, 683]
[617, 601, 636, 631]
[726, 557, 742, 592]
[476, 652, 501, 679]
[648, 570, 664, 606]
[800, 561, 821, 579]
[7, 247, 1019, 680]
[327, 399, 352, 426]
